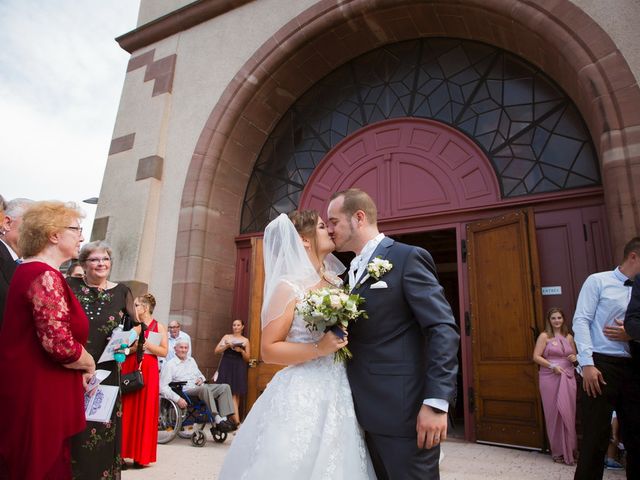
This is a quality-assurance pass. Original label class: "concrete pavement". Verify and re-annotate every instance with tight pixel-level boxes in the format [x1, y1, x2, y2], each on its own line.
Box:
[123, 432, 625, 480]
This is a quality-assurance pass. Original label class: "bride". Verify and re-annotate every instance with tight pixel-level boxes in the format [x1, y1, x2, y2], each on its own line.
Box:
[219, 211, 376, 479]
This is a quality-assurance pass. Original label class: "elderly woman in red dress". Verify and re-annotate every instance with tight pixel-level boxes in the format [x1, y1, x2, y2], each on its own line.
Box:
[0, 201, 95, 479]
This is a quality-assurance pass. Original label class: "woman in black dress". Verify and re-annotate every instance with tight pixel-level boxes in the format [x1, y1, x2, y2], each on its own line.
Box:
[67, 241, 137, 479]
[214, 319, 250, 422]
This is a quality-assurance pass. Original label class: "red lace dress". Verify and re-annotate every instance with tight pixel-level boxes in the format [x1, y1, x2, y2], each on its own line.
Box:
[121, 319, 160, 465]
[0, 262, 88, 479]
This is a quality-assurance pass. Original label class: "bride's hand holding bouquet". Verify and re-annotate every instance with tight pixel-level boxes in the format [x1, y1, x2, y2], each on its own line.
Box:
[297, 287, 367, 362]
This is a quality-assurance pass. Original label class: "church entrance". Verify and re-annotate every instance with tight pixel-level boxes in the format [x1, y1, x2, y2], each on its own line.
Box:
[235, 117, 610, 449]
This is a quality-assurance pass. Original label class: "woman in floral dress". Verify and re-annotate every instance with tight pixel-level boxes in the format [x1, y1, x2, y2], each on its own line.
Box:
[67, 241, 137, 479]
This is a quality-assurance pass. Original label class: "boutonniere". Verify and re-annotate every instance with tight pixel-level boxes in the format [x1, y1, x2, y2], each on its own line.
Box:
[352, 257, 394, 290]
[367, 257, 393, 281]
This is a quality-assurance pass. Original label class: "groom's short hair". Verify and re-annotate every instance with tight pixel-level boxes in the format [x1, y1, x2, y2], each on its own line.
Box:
[331, 188, 377, 225]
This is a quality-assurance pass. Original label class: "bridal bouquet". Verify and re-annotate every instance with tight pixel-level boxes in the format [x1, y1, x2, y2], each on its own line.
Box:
[296, 287, 367, 362]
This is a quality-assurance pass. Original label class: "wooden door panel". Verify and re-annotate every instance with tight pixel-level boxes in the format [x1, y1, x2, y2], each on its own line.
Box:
[535, 205, 612, 324]
[245, 237, 285, 411]
[467, 210, 544, 448]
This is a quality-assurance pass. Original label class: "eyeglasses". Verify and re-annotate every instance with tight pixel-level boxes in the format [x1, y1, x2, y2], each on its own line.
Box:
[86, 257, 111, 264]
[168, 326, 180, 329]
[64, 226, 83, 234]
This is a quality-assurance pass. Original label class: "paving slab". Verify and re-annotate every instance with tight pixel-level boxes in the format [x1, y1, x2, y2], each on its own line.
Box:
[122, 433, 625, 480]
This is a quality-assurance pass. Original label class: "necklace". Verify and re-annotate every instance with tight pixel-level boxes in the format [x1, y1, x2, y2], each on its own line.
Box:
[83, 276, 107, 289]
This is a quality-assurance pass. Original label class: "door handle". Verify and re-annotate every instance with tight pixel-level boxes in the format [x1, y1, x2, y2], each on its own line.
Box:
[248, 358, 258, 368]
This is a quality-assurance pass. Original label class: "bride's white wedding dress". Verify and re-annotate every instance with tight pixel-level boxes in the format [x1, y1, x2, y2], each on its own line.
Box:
[219, 306, 376, 479]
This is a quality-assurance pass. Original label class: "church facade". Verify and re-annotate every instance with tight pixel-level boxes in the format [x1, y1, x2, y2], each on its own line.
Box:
[98, 0, 640, 447]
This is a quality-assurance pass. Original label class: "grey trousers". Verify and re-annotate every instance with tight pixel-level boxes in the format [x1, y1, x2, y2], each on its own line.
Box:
[186, 384, 234, 418]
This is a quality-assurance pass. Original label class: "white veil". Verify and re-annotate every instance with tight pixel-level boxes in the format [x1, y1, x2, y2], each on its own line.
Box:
[261, 213, 346, 329]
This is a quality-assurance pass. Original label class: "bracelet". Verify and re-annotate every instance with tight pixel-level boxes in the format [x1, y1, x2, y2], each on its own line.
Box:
[313, 343, 319, 358]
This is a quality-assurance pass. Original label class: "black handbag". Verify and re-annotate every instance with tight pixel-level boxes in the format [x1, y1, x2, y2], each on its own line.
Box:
[120, 322, 147, 394]
[121, 367, 144, 394]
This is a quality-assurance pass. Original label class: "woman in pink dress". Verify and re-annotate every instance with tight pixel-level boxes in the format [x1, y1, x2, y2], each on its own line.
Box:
[533, 307, 578, 465]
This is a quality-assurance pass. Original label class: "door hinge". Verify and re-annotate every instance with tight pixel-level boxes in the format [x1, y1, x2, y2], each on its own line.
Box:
[464, 311, 471, 336]
[468, 386, 475, 413]
[461, 238, 467, 263]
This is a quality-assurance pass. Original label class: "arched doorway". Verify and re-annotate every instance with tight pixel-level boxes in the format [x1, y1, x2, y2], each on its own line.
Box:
[298, 117, 547, 446]
[173, 1, 630, 443]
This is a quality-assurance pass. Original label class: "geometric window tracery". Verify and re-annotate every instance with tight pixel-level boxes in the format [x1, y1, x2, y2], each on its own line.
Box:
[241, 38, 599, 233]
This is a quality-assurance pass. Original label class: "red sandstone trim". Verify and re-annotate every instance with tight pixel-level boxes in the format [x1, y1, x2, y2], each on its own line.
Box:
[108, 133, 135, 155]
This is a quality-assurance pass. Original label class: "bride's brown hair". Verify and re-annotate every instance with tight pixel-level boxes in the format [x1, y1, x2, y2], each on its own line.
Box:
[288, 210, 320, 263]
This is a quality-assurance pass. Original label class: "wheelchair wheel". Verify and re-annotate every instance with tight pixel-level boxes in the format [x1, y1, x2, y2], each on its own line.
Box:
[191, 430, 206, 447]
[179, 422, 204, 439]
[212, 430, 228, 443]
[157, 397, 182, 444]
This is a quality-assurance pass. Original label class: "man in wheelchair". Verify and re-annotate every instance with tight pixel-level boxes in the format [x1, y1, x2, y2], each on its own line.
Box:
[160, 339, 237, 433]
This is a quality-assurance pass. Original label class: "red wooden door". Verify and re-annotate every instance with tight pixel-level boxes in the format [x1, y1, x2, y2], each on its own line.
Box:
[300, 117, 500, 220]
[535, 205, 612, 323]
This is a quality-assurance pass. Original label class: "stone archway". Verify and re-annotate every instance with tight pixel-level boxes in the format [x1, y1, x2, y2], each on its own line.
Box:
[172, 0, 640, 359]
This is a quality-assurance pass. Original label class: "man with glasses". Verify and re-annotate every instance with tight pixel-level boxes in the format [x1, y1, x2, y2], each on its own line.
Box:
[0, 198, 33, 328]
[159, 320, 192, 370]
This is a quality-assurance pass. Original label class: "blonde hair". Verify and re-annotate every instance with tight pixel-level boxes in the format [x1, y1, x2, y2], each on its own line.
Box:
[19, 201, 83, 258]
[137, 293, 157, 314]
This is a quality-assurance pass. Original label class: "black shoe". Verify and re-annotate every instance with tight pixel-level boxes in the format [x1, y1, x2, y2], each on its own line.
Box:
[133, 462, 147, 469]
[216, 419, 237, 433]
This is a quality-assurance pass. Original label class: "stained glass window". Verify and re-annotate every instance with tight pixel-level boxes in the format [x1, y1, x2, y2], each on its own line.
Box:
[240, 38, 599, 233]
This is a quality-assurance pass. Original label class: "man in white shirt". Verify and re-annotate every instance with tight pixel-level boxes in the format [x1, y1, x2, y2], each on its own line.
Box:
[160, 340, 237, 433]
[159, 320, 192, 370]
[573, 237, 640, 479]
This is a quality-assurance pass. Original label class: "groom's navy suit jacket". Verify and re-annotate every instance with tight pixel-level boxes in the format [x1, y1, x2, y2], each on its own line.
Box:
[0, 242, 17, 330]
[346, 237, 460, 438]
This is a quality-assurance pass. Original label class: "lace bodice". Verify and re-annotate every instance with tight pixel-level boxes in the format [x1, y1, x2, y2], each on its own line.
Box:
[286, 307, 324, 344]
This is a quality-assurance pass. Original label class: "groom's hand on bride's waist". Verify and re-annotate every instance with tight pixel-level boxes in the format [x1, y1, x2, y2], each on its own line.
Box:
[416, 404, 447, 450]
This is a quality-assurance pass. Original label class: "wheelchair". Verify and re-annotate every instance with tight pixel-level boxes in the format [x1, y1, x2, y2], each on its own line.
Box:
[157, 381, 228, 447]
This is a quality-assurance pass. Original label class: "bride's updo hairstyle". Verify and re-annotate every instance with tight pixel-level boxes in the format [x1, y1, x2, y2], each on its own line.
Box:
[288, 209, 320, 259]
[136, 293, 157, 314]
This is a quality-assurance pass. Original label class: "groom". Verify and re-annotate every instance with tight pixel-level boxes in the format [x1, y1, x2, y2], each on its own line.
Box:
[327, 188, 459, 480]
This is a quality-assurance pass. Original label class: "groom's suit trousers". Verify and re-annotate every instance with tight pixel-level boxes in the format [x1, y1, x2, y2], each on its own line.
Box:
[366, 431, 440, 480]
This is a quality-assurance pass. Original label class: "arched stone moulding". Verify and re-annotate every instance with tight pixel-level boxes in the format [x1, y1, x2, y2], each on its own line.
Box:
[172, 0, 640, 344]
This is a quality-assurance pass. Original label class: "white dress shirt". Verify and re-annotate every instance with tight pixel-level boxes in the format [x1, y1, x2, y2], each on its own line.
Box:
[159, 330, 192, 370]
[160, 356, 205, 403]
[349, 233, 385, 289]
[573, 267, 632, 367]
